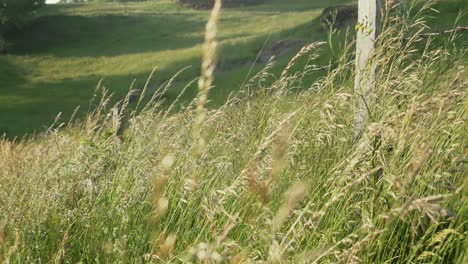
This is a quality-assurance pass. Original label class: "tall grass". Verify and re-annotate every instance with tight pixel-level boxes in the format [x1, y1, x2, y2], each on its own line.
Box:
[0, 1, 467, 263]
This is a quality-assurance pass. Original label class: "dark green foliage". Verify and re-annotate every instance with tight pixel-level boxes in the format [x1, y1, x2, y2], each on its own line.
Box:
[0, 0, 45, 53]
[177, 0, 265, 9]
[0, 0, 45, 27]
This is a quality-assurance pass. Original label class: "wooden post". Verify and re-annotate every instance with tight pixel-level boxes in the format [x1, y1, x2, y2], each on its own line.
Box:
[353, 0, 382, 139]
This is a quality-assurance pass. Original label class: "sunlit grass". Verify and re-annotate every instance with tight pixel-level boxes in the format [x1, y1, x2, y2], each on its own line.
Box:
[0, 1, 466, 263]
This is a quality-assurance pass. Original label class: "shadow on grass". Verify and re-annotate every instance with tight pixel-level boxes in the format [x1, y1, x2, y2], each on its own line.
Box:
[0, 57, 26, 87]
[7, 13, 206, 57]
[0, 57, 27, 136]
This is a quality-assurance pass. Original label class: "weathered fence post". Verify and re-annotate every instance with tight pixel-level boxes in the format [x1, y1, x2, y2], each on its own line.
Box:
[353, 0, 382, 139]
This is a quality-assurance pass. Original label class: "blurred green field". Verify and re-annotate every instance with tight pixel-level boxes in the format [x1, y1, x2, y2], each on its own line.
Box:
[0, 0, 465, 137]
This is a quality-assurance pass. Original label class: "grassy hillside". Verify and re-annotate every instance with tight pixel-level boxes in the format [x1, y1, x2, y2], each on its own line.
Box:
[0, 0, 350, 137]
[1, 0, 465, 138]
[0, 1, 467, 263]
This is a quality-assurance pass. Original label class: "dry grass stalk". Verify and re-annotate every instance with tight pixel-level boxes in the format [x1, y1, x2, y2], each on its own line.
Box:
[192, 0, 222, 158]
[155, 234, 177, 261]
[271, 181, 307, 232]
[280, 42, 325, 80]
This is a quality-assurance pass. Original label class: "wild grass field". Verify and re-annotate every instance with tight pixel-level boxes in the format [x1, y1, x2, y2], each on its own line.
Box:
[0, 0, 467, 263]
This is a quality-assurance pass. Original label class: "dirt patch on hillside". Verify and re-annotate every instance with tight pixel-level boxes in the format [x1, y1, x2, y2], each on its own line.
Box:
[320, 5, 358, 32]
[259, 39, 305, 63]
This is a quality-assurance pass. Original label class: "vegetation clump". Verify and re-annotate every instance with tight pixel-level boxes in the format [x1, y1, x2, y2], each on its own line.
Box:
[0, 0, 45, 53]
